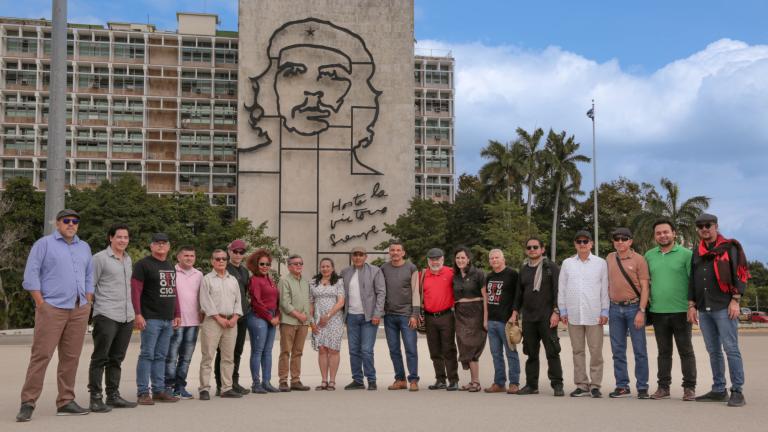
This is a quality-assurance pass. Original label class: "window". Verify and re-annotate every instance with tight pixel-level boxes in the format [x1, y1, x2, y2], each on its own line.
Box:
[181, 70, 212, 95]
[181, 102, 211, 125]
[4, 94, 36, 119]
[78, 65, 109, 90]
[214, 71, 237, 96]
[215, 41, 238, 64]
[42, 32, 74, 56]
[213, 103, 236, 126]
[113, 67, 144, 91]
[213, 134, 236, 159]
[181, 39, 212, 63]
[3, 127, 35, 153]
[180, 134, 211, 158]
[425, 148, 450, 169]
[113, 36, 145, 60]
[6, 37, 37, 54]
[78, 41, 110, 58]
[113, 99, 144, 122]
[77, 98, 109, 121]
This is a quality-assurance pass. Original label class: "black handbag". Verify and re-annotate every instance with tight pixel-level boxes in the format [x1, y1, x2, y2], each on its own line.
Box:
[416, 270, 427, 333]
[615, 254, 652, 326]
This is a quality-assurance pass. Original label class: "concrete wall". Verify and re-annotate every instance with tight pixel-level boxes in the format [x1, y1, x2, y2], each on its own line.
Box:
[238, 0, 414, 273]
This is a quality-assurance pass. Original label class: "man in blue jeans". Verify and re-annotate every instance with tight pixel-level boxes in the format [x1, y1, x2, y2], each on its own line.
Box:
[341, 246, 386, 390]
[165, 246, 202, 399]
[688, 213, 749, 407]
[605, 228, 650, 399]
[131, 233, 181, 405]
[484, 249, 520, 394]
[380, 242, 420, 391]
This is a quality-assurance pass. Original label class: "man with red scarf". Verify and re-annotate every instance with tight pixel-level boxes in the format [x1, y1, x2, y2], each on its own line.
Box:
[687, 213, 750, 407]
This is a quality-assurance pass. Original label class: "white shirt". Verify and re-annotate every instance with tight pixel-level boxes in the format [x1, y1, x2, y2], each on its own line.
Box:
[347, 270, 364, 315]
[557, 253, 609, 325]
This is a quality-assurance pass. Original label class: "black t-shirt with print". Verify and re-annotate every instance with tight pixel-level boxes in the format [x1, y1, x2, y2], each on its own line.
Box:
[133, 256, 176, 320]
[485, 267, 518, 322]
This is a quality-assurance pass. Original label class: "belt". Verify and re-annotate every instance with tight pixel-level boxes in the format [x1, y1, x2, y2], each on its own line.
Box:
[611, 298, 639, 306]
[425, 308, 453, 318]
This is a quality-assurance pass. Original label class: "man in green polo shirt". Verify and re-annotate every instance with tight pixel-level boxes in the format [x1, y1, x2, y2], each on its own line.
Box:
[644, 219, 696, 401]
[278, 254, 312, 392]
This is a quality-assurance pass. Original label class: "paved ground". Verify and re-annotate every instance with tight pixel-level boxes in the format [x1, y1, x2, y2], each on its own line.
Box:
[1, 329, 767, 431]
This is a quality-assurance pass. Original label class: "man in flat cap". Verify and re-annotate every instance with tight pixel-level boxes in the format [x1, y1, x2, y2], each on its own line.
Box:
[688, 213, 750, 407]
[605, 228, 650, 399]
[16, 209, 94, 421]
[422, 248, 459, 391]
[341, 246, 386, 390]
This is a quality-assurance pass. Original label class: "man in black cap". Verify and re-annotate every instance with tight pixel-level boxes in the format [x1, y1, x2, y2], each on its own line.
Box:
[688, 213, 750, 407]
[421, 248, 459, 391]
[132, 233, 180, 405]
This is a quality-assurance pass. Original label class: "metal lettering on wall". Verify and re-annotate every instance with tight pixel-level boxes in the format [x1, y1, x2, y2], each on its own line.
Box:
[329, 182, 388, 246]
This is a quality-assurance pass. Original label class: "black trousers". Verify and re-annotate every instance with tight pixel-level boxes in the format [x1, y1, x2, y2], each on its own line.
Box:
[425, 311, 459, 383]
[88, 315, 134, 397]
[215, 314, 248, 388]
[522, 319, 563, 389]
[652, 312, 697, 389]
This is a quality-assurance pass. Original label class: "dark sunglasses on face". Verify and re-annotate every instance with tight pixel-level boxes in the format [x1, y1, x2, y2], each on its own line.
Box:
[61, 218, 80, 225]
[526, 245, 540, 250]
[258, 262, 271, 267]
[213, 257, 228, 262]
[289, 262, 304, 266]
[613, 236, 631, 242]
[575, 239, 590, 245]
[231, 249, 246, 255]
[696, 223, 713, 230]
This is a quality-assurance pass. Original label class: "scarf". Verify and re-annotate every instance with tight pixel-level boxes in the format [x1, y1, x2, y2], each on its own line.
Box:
[698, 234, 751, 295]
[523, 258, 544, 292]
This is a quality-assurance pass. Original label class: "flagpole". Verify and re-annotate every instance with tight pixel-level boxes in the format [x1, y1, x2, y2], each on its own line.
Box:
[591, 99, 598, 256]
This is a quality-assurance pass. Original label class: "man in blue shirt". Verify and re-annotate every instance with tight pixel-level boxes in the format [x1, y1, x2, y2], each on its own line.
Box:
[16, 209, 94, 422]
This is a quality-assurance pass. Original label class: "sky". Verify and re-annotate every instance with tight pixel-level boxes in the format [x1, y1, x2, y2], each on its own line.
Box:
[2, 0, 767, 262]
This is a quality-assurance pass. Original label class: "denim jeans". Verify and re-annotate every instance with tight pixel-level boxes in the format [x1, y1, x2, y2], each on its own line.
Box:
[346, 313, 378, 383]
[384, 315, 419, 382]
[487, 320, 520, 386]
[608, 303, 649, 390]
[164, 326, 199, 391]
[247, 313, 277, 385]
[698, 308, 744, 392]
[136, 319, 173, 395]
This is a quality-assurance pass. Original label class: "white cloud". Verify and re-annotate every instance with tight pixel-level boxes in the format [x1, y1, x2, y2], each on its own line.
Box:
[416, 38, 768, 262]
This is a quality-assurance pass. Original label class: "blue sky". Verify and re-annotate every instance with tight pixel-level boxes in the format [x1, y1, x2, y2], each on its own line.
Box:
[3, 0, 767, 263]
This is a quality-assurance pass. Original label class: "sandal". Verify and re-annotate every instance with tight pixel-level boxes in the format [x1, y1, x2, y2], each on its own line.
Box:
[315, 381, 328, 391]
[327, 381, 336, 391]
[468, 382, 481, 392]
[459, 383, 472, 391]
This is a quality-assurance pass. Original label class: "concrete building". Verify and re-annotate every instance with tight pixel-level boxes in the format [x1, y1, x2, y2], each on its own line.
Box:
[0, 11, 455, 213]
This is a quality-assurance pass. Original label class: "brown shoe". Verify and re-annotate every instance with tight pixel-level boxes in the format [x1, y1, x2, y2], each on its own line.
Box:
[152, 392, 179, 403]
[484, 383, 505, 393]
[683, 387, 696, 401]
[650, 387, 670, 400]
[388, 380, 408, 390]
[507, 384, 519, 394]
[137, 394, 154, 406]
[290, 381, 310, 391]
[409, 381, 419, 392]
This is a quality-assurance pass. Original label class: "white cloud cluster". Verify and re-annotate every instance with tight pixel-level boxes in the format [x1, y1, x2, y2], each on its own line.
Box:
[416, 38, 768, 261]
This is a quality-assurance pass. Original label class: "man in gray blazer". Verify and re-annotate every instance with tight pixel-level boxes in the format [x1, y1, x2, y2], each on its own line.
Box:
[341, 246, 386, 390]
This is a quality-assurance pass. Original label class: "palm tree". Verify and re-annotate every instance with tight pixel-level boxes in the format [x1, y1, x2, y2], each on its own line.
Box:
[633, 177, 710, 247]
[513, 127, 545, 224]
[479, 139, 523, 203]
[542, 130, 590, 261]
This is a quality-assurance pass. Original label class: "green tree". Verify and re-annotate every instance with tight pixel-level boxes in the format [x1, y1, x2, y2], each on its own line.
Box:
[513, 127, 545, 224]
[481, 199, 532, 270]
[541, 129, 590, 261]
[445, 174, 488, 259]
[379, 197, 448, 268]
[478, 139, 523, 203]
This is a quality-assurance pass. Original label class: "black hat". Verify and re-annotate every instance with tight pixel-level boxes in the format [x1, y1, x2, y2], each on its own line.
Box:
[574, 230, 592, 241]
[695, 213, 718, 224]
[151, 233, 170, 242]
[611, 227, 633, 238]
[56, 209, 79, 220]
[426, 248, 445, 258]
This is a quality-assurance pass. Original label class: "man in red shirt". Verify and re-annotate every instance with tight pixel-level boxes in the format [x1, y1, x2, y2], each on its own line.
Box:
[422, 248, 459, 391]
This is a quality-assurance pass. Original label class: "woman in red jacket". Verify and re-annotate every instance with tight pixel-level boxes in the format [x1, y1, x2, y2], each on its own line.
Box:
[246, 249, 281, 394]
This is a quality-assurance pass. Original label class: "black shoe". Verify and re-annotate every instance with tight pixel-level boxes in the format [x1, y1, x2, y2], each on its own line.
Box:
[232, 382, 251, 395]
[16, 403, 34, 422]
[570, 388, 590, 397]
[609, 387, 631, 398]
[517, 385, 539, 395]
[428, 381, 447, 390]
[56, 401, 90, 416]
[637, 389, 650, 400]
[367, 382, 378, 391]
[695, 390, 728, 402]
[106, 393, 138, 408]
[89, 396, 112, 413]
[220, 389, 243, 398]
[215, 387, 221, 397]
[344, 381, 366, 390]
[251, 383, 267, 394]
[727, 391, 746, 407]
[591, 388, 602, 398]
[279, 382, 291, 392]
[553, 387, 565, 397]
[446, 382, 459, 391]
[263, 382, 280, 393]
[199, 390, 210, 401]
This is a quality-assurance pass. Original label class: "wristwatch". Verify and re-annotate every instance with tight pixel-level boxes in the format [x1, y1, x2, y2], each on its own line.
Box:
[639, 308, 646, 313]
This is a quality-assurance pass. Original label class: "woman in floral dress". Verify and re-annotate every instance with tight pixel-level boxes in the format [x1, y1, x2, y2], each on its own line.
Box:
[309, 258, 345, 391]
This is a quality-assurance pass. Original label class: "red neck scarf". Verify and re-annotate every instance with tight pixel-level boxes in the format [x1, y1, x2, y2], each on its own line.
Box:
[698, 234, 751, 294]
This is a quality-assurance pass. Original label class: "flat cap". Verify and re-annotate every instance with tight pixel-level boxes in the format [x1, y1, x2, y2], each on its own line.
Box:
[56, 209, 79, 219]
[695, 213, 718, 224]
[151, 232, 170, 242]
[351, 246, 366, 254]
[426, 248, 445, 258]
[574, 230, 592, 241]
[611, 227, 633, 238]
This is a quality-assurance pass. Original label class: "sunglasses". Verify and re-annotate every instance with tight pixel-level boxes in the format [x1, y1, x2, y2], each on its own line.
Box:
[575, 239, 590, 245]
[696, 223, 713, 230]
[258, 262, 271, 267]
[213, 257, 228, 262]
[613, 236, 631, 242]
[526, 245, 540, 250]
[61, 218, 80, 225]
[231, 249, 246, 255]
[289, 261, 304, 266]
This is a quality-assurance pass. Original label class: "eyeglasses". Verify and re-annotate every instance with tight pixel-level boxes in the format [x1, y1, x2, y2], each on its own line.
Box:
[288, 261, 304, 266]
[526, 245, 540, 250]
[352, 252, 366, 257]
[231, 249, 246, 255]
[696, 223, 713, 230]
[258, 262, 271, 267]
[61, 218, 80, 225]
[575, 239, 590, 245]
[213, 257, 228, 262]
[613, 236, 631, 242]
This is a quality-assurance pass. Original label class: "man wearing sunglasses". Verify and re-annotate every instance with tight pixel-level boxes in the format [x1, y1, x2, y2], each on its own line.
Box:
[17, 209, 94, 422]
[558, 230, 609, 398]
[688, 213, 750, 407]
[512, 238, 563, 397]
[213, 240, 251, 396]
[605, 228, 650, 399]
[278, 254, 312, 391]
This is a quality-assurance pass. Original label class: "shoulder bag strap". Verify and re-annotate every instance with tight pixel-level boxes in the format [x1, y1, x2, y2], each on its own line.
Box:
[615, 254, 641, 298]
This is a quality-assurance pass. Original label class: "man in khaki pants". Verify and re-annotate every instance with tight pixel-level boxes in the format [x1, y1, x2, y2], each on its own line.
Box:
[557, 231, 609, 398]
[198, 250, 242, 400]
[278, 254, 311, 392]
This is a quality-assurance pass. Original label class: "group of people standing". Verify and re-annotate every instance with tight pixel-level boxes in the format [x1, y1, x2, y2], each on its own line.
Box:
[15, 209, 750, 422]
